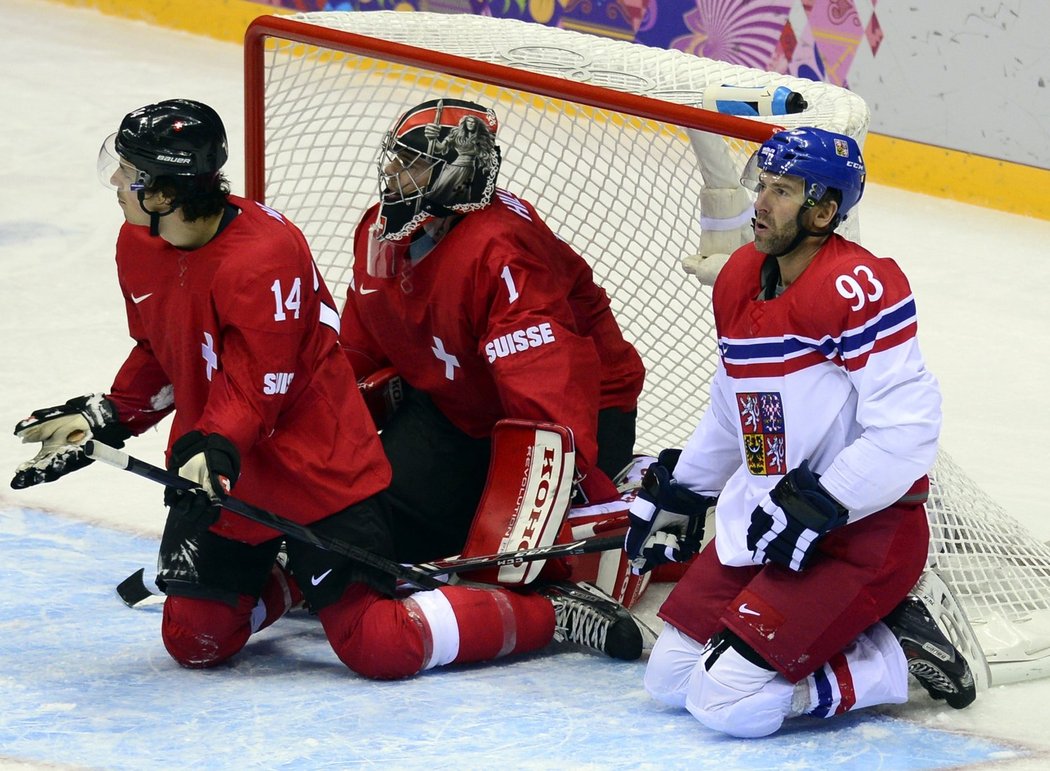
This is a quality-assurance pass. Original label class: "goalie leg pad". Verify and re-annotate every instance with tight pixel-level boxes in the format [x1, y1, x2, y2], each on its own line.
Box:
[567, 507, 650, 608]
[565, 454, 674, 606]
[458, 419, 575, 586]
[357, 366, 404, 429]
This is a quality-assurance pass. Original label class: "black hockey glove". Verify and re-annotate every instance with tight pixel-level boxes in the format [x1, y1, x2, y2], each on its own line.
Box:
[164, 431, 240, 529]
[625, 449, 716, 575]
[11, 394, 131, 489]
[746, 460, 849, 572]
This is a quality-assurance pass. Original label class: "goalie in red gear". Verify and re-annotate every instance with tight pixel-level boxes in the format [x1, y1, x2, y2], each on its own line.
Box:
[12, 98, 647, 680]
[340, 98, 649, 603]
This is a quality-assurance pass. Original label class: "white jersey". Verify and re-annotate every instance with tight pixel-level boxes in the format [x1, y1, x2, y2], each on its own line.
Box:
[675, 236, 942, 567]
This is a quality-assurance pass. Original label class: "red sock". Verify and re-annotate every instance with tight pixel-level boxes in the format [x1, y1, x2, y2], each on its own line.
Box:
[254, 561, 303, 632]
[318, 584, 557, 680]
[403, 585, 555, 668]
[162, 594, 255, 668]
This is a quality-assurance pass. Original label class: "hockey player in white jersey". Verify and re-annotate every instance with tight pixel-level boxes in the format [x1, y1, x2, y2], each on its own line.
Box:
[624, 127, 977, 738]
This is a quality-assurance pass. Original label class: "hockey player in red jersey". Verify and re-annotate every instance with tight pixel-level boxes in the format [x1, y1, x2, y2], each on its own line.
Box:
[340, 98, 649, 601]
[11, 99, 645, 676]
[624, 127, 978, 737]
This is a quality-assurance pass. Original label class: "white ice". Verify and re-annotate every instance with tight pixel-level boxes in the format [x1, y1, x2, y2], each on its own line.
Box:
[2, 0, 1050, 768]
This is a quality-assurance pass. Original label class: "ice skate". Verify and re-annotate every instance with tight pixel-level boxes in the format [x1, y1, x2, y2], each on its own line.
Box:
[885, 587, 977, 709]
[539, 581, 645, 661]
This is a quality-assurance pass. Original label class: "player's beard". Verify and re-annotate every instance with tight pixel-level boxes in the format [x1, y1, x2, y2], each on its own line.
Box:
[753, 215, 799, 256]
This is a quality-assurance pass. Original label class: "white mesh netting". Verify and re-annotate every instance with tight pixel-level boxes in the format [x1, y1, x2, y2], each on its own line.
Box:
[247, 11, 1050, 679]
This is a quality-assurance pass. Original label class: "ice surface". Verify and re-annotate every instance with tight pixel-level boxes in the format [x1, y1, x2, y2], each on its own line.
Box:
[2, 0, 1050, 768]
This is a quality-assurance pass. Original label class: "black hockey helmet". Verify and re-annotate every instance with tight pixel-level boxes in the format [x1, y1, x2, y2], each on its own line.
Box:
[374, 98, 501, 242]
[113, 98, 229, 187]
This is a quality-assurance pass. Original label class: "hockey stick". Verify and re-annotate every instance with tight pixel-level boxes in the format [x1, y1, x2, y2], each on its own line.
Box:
[115, 567, 164, 607]
[85, 442, 624, 605]
[416, 534, 623, 577]
[114, 533, 625, 608]
[84, 440, 447, 592]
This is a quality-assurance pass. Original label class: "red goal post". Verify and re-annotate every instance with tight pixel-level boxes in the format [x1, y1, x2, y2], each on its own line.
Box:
[244, 14, 783, 199]
[243, 10, 1050, 685]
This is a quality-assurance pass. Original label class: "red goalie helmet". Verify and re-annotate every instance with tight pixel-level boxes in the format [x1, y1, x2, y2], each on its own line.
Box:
[374, 98, 501, 242]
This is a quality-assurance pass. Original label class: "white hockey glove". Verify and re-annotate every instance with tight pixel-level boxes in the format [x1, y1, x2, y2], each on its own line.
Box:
[625, 449, 716, 575]
[747, 460, 849, 572]
[11, 394, 131, 489]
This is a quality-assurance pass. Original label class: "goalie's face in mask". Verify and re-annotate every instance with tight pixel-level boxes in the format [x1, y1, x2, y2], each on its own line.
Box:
[381, 147, 436, 205]
[368, 144, 439, 280]
[369, 98, 501, 248]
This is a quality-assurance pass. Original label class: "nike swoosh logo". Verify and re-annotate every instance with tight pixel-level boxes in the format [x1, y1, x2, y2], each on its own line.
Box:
[311, 568, 333, 586]
[131, 292, 154, 304]
[359, 287, 379, 295]
[738, 603, 760, 616]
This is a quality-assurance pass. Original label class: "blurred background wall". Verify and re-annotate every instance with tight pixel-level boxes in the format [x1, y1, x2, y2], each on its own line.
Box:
[48, 0, 1050, 218]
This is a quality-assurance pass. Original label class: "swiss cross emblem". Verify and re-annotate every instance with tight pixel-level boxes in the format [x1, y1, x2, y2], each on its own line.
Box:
[431, 336, 460, 380]
[201, 331, 219, 381]
[737, 392, 786, 476]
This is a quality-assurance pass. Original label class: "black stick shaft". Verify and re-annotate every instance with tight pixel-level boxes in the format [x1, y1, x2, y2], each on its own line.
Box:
[419, 535, 623, 576]
[86, 441, 625, 584]
[85, 440, 444, 589]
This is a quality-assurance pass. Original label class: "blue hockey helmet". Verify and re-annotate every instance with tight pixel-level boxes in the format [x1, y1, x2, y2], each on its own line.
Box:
[742, 127, 866, 221]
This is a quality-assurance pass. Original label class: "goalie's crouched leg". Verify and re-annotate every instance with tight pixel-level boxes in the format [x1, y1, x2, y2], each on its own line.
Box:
[317, 583, 555, 680]
[566, 455, 662, 608]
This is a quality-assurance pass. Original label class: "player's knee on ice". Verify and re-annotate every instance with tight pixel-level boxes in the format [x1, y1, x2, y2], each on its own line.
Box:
[647, 624, 792, 739]
[162, 594, 257, 668]
[685, 640, 790, 738]
[644, 623, 705, 708]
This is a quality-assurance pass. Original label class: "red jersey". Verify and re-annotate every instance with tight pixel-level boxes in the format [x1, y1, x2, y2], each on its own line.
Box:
[340, 190, 644, 475]
[107, 195, 391, 544]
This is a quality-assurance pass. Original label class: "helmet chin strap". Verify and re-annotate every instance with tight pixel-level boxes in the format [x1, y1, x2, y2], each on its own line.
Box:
[136, 190, 179, 237]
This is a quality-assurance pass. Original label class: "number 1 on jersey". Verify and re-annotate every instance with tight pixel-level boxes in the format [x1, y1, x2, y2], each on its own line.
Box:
[500, 265, 519, 304]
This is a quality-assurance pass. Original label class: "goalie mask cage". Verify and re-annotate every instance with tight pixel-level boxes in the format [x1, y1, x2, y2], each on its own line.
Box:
[245, 10, 1050, 684]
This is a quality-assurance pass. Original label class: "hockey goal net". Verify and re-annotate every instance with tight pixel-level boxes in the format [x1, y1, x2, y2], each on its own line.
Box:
[244, 10, 1050, 684]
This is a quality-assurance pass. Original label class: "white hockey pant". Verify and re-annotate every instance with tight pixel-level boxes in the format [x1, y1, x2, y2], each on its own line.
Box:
[644, 622, 909, 738]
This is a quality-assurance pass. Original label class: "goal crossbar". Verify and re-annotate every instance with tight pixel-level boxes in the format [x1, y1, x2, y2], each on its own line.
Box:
[244, 13, 781, 203]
